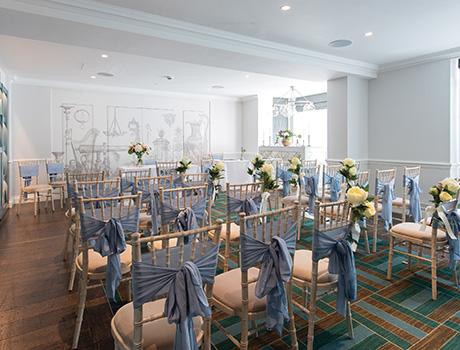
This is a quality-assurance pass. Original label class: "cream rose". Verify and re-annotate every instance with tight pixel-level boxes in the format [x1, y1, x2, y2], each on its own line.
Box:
[215, 161, 225, 171]
[348, 166, 357, 176]
[441, 178, 460, 193]
[364, 201, 376, 217]
[343, 158, 355, 167]
[290, 157, 300, 166]
[347, 186, 368, 206]
[261, 163, 274, 176]
[439, 191, 453, 202]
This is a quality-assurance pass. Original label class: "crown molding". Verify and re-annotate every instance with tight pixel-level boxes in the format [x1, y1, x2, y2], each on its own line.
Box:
[379, 47, 460, 73]
[0, 0, 378, 78]
[13, 77, 242, 101]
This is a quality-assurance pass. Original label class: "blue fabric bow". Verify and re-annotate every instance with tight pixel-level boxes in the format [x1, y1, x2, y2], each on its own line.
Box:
[133, 243, 219, 350]
[313, 226, 357, 316]
[304, 174, 319, 213]
[240, 223, 296, 334]
[277, 168, 292, 197]
[80, 211, 139, 299]
[227, 195, 261, 217]
[404, 175, 422, 222]
[376, 178, 395, 231]
[440, 201, 460, 271]
[324, 174, 341, 202]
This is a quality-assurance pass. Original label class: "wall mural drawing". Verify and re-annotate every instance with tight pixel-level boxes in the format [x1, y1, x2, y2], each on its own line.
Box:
[55, 102, 210, 175]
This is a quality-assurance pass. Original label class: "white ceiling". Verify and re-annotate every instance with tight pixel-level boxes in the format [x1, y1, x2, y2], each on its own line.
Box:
[97, 0, 460, 65]
[0, 35, 326, 98]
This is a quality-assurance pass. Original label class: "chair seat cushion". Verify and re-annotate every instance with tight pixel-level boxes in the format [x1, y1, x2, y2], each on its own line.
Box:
[23, 184, 52, 193]
[281, 195, 309, 206]
[212, 267, 266, 313]
[76, 245, 132, 274]
[111, 298, 203, 350]
[391, 222, 446, 241]
[292, 250, 336, 284]
[50, 180, 66, 187]
[392, 197, 410, 207]
[221, 222, 241, 241]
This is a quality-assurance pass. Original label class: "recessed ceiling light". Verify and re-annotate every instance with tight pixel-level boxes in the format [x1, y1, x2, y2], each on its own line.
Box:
[328, 39, 353, 48]
[162, 75, 174, 81]
[97, 72, 115, 77]
[101, 53, 109, 58]
[212, 85, 224, 89]
[90, 75, 96, 79]
[245, 74, 250, 79]
[280, 5, 291, 11]
[364, 32, 374, 37]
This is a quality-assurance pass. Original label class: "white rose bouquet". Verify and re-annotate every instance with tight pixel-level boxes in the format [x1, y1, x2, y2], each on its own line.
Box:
[287, 156, 302, 186]
[247, 155, 265, 178]
[259, 163, 278, 192]
[346, 186, 376, 251]
[339, 158, 358, 189]
[175, 158, 192, 174]
[208, 161, 225, 201]
[429, 178, 460, 207]
[128, 142, 150, 165]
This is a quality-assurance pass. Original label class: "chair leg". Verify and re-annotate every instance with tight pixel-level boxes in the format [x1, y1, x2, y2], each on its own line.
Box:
[408, 242, 412, 271]
[307, 263, 319, 350]
[72, 267, 88, 349]
[68, 233, 79, 292]
[346, 301, 354, 339]
[34, 193, 38, 217]
[287, 280, 298, 349]
[363, 228, 370, 254]
[386, 235, 394, 281]
[16, 191, 23, 216]
[431, 245, 437, 300]
[373, 213, 378, 253]
[50, 190, 55, 212]
[60, 187, 64, 209]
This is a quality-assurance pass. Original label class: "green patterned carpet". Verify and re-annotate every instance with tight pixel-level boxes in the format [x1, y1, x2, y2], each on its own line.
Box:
[209, 197, 460, 350]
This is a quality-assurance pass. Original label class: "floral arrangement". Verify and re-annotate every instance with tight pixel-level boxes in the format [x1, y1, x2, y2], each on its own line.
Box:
[175, 158, 192, 174]
[259, 163, 278, 192]
[208, 161, 225, 187]
[287, 156, 302, 186]
[247, 155, 265, 177]
[429, 178, 460, 207]
[276, 129, 301, 141]
[346, 186, 376, 250]
[339, 158, 358, 189]
[128, 142, 150, 165]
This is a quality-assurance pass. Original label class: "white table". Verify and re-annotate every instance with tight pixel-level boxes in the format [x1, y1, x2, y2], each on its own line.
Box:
[119, 164, 201, 176]
[221, 159, 252, 185]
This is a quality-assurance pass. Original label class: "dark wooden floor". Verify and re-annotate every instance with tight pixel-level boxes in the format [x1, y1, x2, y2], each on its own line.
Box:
[0, 204, 115, 350]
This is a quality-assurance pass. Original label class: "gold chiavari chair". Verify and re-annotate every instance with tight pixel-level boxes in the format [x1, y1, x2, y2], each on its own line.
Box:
[180, 172, 209, 186]
[45, 160, 66, 209]
[63, 171, 105, 261]
[16, 160, 54, 216]
[72, 192, 141, 349]
[67, 178, 121, 292]
[221, 182, 262, 271]
[111, 221, 223, 350]
[119, 167, 152, 194]
[372, 168, 396, 253]
[134, 175, 174, 233]
[156, 161, 179, 176]
[212, 205, 299, 350]
[292, 200, 354, 350]
[304, 159, 318, 171]
[392, 166, 421, 223]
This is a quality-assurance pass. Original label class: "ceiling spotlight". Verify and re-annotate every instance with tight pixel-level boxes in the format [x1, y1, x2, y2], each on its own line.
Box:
[211, 85, 224, 89]
[328, 39, 353, 48]
[97, 72, 114, 77]
[364, 32, 374, 37]
[280, 5, 291, 11]
[101, 53, 109, 58]
[245, 74, 250, 79]
[90, 75, 96, 79]
[162, 75, 174, 81]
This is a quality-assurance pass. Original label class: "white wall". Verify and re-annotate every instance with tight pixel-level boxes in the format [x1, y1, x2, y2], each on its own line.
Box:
[368, 59, 455, 201]
[327, 77, 348, 159]
[10, 83, 243, 201]
[347, 76, 368, 160]
[241, 96, 258, 156]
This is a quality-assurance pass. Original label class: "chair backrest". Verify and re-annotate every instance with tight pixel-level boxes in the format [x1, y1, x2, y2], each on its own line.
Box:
[181, 172, 208, 186]
[321, 164, 343, 201]
[201, 158, 213, 172]
[374, 168, 396, 197]
[66, 171, 105, 207]
[129, 221, 223, 350]
[134, 175, 173, 206]
[357, 171, 369, 189]
[402, 166, 421, 196]
[156, 161, 178, 176]
[119, 168, 152, 193]
[158, 184, 209, 233]
[18, 161, 40, 188]
[45, 160, 65, 183]
[304, 159, 318, 171]
[73, 179, 121, 210]
[226, 181, 261, 215]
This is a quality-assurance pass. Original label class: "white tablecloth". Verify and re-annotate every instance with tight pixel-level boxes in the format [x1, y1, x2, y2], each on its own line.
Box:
[119, 164, 201, 176]
[221, 160, 252, 185]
